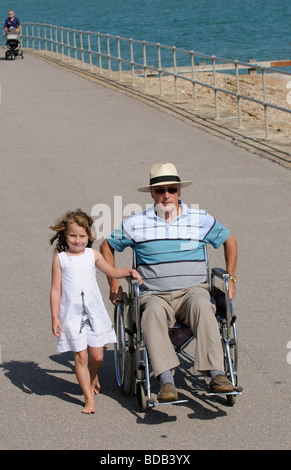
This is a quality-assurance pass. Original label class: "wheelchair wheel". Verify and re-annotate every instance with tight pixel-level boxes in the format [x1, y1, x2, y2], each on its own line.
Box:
[114, 293, 134, 395]
[136, 382, 148, 412]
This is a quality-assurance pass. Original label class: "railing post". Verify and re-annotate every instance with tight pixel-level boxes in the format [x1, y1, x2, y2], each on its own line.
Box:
[234, 60, 243, 128]
[44, 24, 47, 53]
[87, 32, 93, 70]
[262, 68, 270, 139]
[97, 33, 102, 73]
[61, 27, 64, 61]
[66, 28, 70, 61]
[32, 24, 35, 51]
[37, 23, 40, 51]
[172, 46, 178, 102]
[157, 43, 163, 96]
[73, 29, 77, 65]
[130, 38, 135, 86]
[117, 36, 123, 80]
[143, 41, 148, 90]
[50, 25, 53, 54]
[25, 23, 28, 49]
[20, 26, 23, 50]
[212, 55, 220, 119]
[107, 34, 112, 77]
[190, 50, 198, 110]
[55, 26, 58, 58]
[80, 31, 84, 67]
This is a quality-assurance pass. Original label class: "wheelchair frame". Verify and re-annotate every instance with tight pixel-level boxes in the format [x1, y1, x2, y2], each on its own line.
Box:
[114, 251, 242, 411]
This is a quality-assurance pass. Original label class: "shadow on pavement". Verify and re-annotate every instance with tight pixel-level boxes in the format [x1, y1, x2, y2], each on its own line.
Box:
[1, 349, 228, 420]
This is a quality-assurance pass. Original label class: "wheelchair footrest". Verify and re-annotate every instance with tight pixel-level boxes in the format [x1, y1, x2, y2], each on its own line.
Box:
[206, 386, 243, 397]
[148, 399, 188, 408]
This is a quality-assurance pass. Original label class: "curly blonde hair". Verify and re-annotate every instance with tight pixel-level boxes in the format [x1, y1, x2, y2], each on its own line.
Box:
[50, 209, 95, 254]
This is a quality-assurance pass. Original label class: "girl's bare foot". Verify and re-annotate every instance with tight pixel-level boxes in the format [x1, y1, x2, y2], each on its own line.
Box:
[91, 375, 101, 395]
[82, 395, 95, 414]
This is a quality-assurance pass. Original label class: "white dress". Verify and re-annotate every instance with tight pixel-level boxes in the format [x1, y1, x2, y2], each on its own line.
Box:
[56, 248, 116, 352]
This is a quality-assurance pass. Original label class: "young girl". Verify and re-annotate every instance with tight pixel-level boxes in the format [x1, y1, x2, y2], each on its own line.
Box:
[50, 209, 142, 414]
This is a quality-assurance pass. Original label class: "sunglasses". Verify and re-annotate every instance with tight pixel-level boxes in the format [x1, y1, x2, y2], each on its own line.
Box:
[154, 186, 178, 194]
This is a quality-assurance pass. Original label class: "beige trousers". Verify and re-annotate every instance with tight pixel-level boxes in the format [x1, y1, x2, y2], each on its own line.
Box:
[140, 284, 224, 377]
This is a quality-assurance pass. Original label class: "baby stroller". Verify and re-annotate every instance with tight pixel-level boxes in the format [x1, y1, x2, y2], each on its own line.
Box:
[5, 31, 23, 60]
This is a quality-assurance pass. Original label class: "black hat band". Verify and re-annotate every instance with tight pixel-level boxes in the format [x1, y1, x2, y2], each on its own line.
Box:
[150, 175, 181, 185]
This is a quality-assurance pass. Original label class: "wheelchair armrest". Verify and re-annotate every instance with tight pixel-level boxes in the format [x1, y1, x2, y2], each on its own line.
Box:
[211, 267, 230, 280]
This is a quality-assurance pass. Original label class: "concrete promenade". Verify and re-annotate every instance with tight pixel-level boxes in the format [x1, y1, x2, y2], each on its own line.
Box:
[0, 53, 290, 450]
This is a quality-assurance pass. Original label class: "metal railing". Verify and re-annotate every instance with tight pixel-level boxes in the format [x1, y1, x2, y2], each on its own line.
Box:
[2, 22, 291, 139]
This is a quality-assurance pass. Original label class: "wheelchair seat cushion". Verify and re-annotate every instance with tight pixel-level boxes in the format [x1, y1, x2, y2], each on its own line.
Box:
[169, 322, 193, 348]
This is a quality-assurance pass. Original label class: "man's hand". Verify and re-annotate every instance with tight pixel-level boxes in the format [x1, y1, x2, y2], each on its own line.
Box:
[228, 280, 236, 300]
[109, 280, 123, 306]
[223, 233, 238, 299]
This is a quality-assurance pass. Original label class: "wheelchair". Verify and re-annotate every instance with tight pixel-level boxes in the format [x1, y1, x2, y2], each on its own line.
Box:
[114, 251, 242, 411]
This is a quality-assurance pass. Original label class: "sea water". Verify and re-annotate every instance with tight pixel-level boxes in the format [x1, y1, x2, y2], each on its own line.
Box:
[1, 0, 290, 64]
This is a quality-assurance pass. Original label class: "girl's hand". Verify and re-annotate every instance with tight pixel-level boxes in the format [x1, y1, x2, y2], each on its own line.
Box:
[52, 319, 63, 337]
[129, 269, 142, 285]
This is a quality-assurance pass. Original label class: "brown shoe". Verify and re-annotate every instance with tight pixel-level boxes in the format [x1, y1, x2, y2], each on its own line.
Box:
[157, 383, 178, 403]
[209, 374, 234, 393]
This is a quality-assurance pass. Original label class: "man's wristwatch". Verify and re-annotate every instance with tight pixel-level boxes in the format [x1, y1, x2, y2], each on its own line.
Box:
[229, 276, 237, 282]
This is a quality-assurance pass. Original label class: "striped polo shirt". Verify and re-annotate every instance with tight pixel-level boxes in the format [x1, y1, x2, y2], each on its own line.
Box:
[107, 202, 230, 295]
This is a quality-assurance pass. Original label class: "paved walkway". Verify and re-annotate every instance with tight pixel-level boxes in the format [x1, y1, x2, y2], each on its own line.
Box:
[0, 52, 290, 450]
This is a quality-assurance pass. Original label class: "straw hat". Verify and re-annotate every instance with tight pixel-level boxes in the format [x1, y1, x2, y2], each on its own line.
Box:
[138, 163, 193, 192]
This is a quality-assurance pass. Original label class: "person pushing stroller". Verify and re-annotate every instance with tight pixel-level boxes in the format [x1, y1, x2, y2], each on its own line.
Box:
[3, 10, 23, 60]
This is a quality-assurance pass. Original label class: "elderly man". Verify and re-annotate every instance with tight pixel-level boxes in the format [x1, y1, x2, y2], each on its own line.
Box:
[3, 10, 21, 31]
[100, 163, 237, 402]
